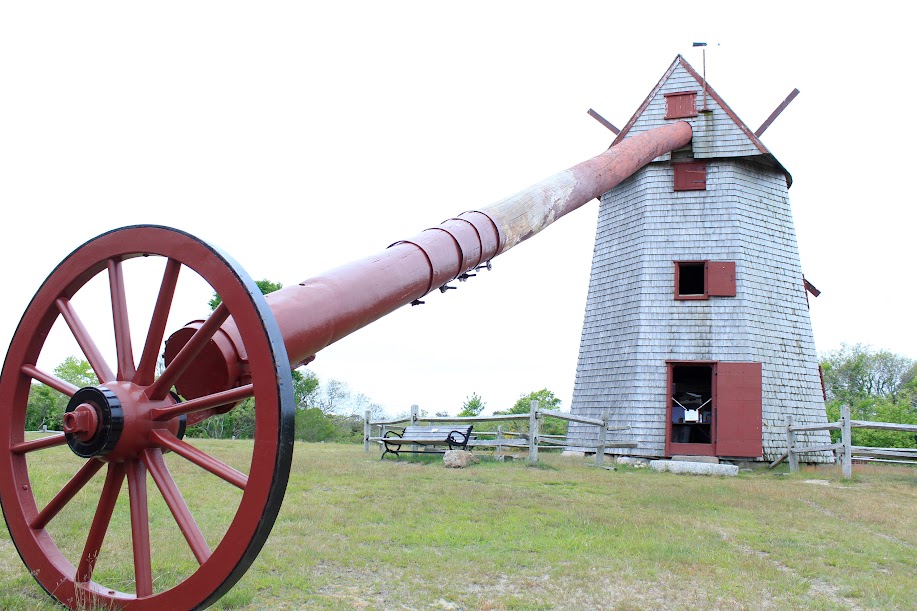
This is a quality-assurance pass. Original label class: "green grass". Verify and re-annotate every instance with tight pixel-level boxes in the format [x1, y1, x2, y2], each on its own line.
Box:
[3, 443, 917, 610]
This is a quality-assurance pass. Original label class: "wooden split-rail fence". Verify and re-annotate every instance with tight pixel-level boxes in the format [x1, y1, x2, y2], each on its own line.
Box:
[781, 403, 917, 478]
[364, 401, 637, 466]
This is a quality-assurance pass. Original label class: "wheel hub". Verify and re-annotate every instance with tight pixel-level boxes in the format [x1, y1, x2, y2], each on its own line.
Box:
[61, 403, 99, 442]
[63, 387, 124, 458]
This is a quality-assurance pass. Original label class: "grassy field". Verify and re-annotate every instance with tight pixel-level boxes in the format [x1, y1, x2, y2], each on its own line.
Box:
[2, 442, 917, 610]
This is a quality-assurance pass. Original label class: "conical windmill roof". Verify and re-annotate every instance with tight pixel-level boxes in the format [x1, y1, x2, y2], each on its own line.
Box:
[614, 55, 792, 186]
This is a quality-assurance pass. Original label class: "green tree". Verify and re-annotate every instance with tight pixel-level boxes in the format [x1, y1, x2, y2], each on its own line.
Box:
[55, 356, 99, 387]
[295, 407, 336, 442]
[458, 392, 485, 417]
[826, 396, 917, 448]
[26, 357, 98, 431]
[229, 399, 256, 439]
[900, 363, 917, 409]
[504, 388, 562, 413]
[208, 279, 284, 311]
[26, 383, 65, 431]
[292, 368, 319, 410]
[494, 388, 566, 436]
[821, 343, 914, 403]
[821, 345, 917, 448]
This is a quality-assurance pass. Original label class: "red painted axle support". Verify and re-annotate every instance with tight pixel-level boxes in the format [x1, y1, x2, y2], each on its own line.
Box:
[169, 121, 692, 399]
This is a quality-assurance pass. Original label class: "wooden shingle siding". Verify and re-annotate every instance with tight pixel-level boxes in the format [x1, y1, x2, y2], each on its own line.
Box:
[568, 159, 831, 462]
[569, 57, 824, 461]
[624, 63, 763, 162]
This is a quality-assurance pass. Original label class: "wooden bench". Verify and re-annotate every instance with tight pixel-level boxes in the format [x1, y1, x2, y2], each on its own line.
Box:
[381, 424, 473, 459]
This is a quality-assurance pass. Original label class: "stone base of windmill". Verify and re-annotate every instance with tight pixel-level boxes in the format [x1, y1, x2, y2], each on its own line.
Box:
[650, 458, 738, 476]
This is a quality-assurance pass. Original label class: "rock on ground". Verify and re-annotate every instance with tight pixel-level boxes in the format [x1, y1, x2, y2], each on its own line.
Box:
[443, 450, 480, 468]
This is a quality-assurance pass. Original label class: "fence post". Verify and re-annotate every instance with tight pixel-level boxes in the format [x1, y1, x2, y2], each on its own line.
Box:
[410, 404, 419, 454]
[841, 403, 853, 479]
[786, 415, 798, 472]
[528, 400, 540, 463]
[364, 409, 371, 452]
[495, 425, 505, 462]
[595, 409, 609, 467]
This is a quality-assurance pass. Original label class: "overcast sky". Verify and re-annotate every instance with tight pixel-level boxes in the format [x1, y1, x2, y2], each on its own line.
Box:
[1, 2, 913, 417]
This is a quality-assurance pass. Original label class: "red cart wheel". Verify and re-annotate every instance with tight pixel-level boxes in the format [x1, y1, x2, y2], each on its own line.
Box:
[0, 226, 294, 609]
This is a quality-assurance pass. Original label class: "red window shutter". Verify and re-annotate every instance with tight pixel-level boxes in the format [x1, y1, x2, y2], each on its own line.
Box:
[664, 92, 698, 119]
[674, 162, 706, 191]
[715, 362, 762, 457]
[707, 261, 736, 296]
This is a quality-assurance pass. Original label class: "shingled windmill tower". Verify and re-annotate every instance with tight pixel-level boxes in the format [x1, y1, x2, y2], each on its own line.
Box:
[567, 55, 830, 462]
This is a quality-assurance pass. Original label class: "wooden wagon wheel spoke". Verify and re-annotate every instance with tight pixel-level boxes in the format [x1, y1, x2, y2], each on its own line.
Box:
[142, 448, 212, 565]
[126, 459, 153, 598]
[150, 384, 255, 422]
[20, 364, 79, 396]
[0, 226, 294, 610]
[107, 258, 136, 382]
[55, 297, 115, 384]
[11, 433, 68, 454]
[145, 303, 230, 402]
[150, 430, 248, 490]
[134, 258, 181, 386]
[31, 459, 105, 530]
[76, 463, 125, 584]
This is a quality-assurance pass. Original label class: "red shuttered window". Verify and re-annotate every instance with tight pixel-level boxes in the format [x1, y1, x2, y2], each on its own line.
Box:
[674, 261, 736, 300]
[664, 91, 698, 119]
[674, 161, 707, 191]
[707, 262, 736, 297]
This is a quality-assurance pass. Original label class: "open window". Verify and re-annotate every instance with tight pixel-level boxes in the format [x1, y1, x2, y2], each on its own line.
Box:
[674, 261, 736, 300]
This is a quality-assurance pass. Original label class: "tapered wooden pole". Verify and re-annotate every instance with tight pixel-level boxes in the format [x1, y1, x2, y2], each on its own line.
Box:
[167, 123, 694, 399]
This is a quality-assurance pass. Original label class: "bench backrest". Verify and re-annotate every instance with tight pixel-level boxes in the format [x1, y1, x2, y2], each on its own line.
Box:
[402, 425, 472, 441]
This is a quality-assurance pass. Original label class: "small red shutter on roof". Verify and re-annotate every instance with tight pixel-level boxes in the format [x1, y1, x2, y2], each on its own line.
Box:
[715, 362, 762, 457]
[707, 262, 736, 296]
[674, 162, 706, 191]
[664, 91, 698, 119]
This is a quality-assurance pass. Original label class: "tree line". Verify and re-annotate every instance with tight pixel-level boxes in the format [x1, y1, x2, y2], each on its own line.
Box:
[22, 353, 383, 443]
[821, 343, 916, 448]
[453, 388, 567, 435]
[23, 355, 564, 443]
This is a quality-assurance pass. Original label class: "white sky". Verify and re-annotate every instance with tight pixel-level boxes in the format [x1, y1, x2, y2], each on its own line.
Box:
[1, 2, 914, 418]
